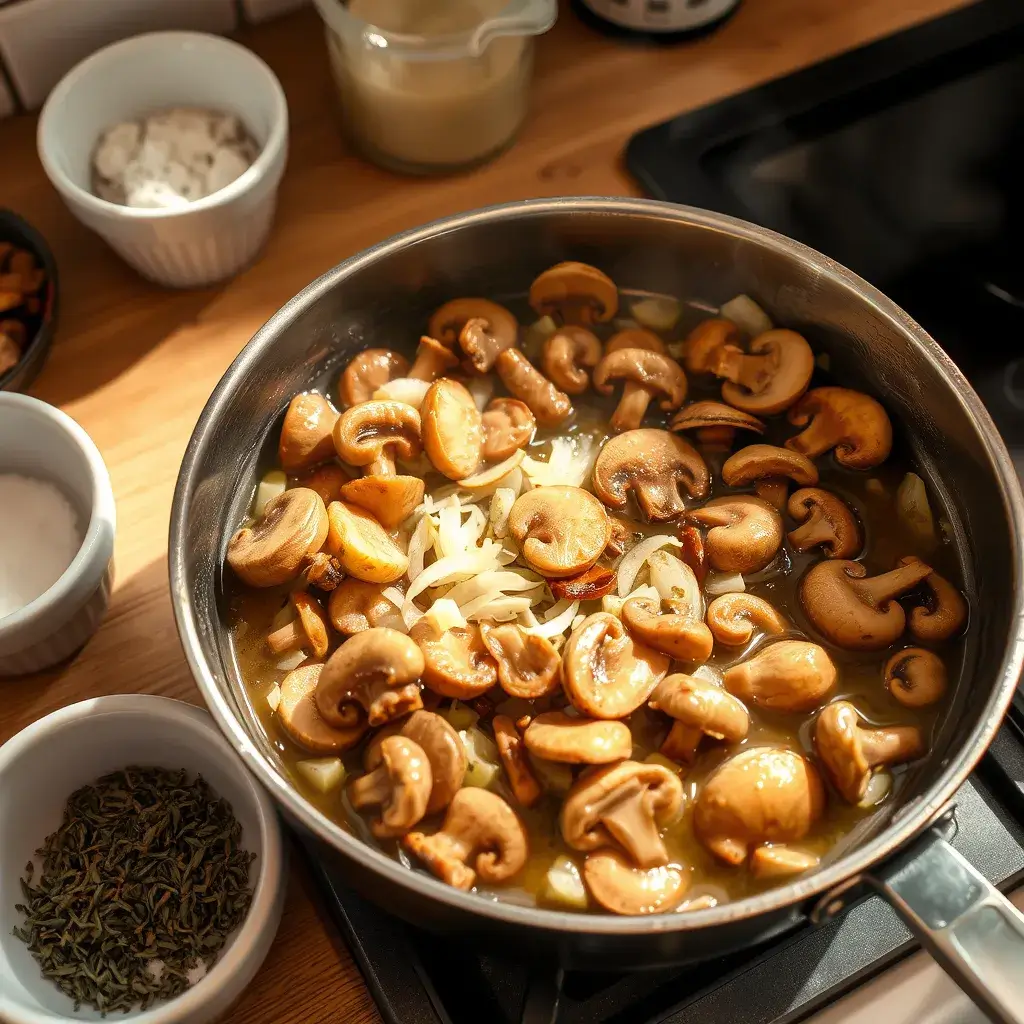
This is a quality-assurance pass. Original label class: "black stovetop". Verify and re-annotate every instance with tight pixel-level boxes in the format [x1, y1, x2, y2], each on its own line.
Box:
[304, 4, 1024, 1022]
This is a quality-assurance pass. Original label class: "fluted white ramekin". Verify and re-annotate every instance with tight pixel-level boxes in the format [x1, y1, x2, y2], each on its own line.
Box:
[37, 32, 288, 289]
[0, 394, 116, 675]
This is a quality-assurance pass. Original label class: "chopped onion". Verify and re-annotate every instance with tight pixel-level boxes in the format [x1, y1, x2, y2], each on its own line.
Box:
[719, 294, 772, 337]
[266, 684, 281, 713]
[859, 769, 893, 807]
[897, 472, 938, 549]
[541, 856, 588, 911]
[380, 586, 405, 609]
[253, 470, 287, 517]
[667, 339, 686, 360]
[704, 571, 746, 595]
[296, 757, 346, 793]
[617, 535, 682, 596]
[460, 727, 501, 789]
[275, 650, 307, 672]
[490, 487, 516, 539]
[403, 543, 506, 623]
[467, 376, 494, 412]
[406, 515, 434, 582]
[523, 599, 579, 639]
[458, 449, 526, 491]
[446, 570, 544, 608]
[522, 315, 558, 361]
[373, 377, 430, 409]
[632, 296, 681, 332]
[464, 595, 535, 621]
[442, 701, 479, 731]
[271, 602, 296, 631]
[648, 549, 702, 621]
[570, 613, 586, 631]
[522, 435, 599, 489]
[423, 597, 466, 633]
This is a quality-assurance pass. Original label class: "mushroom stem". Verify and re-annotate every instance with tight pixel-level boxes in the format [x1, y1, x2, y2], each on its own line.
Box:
[610, 382, 654, 433]
[859, 725, 925, 767]
[661, 720, 702, 764]
[695, 426, 736, 450]
[754, 478, 788, 510]
[368, 452, 397, 478]
[593, 779, 669, 869]
[787, 507, 835, 549]
[409, 336, 459, 382]
[711, 346, 775, 393]
[267, 620, 304, 655]
[348, 765, 391, 806]
[855, 560, 932, 606]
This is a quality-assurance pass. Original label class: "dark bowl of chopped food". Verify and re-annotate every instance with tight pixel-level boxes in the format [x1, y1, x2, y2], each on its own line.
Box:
[0, 209, 58, 394]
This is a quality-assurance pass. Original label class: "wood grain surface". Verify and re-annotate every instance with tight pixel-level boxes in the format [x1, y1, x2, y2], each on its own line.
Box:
[0, 0, 966, 1019]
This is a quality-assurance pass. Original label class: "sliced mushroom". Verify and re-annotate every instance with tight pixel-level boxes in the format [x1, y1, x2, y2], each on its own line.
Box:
[493, 715, 543, 808]
[721, 444, 819, 510]
[705, 593, 787, 647]
[507, 486, 610, 578]
[297, 463, 351, 506]
[316, 627, 424, 728]
[541, 326, 603, 394]
[676, 523, 708, 585]
[529, 261, 618, 325]
[749, 847, 820, 878]
[561, 760, 683, 869]
[410, 619, 498, 699]
[277, 664, 367, 754]
[649, 673, 749, 764]
[621, 596, 714, 661]
[429, 298, 518, 374]
[583, 851, 689, 916]
[815, 700, 925, 803]
[712, 329, 814, 415]
[799, 557, 933, 651]
[481, 398, 536, 461]
[267, 591, 331, 659]
[604, 327, 665, 354]
[339, 349, 410, 407]
[325, 501, 409, 583]
[670, 400, 766, 451]
[906, 564, 968, 642]
[328, 579, 396, 634]
[592, 429, 709, 522]
[303, 551, 346, 592]
[694, 747, 824, 866]
[723, 640, 836, 713]
[479, 621, 561, 698]
[687, 496, 783, 574]
[563, 612, 670, 719]
[548, 565, 618, 601]
[340, 475, 424, 531]
[349, 736, 432, 838]
[885, 648, 948, 708]
[404, 788, 528, 890]
[523, 711, 632, 764]
[421, 378, 484, 480]
[683, 318, 738, 375]
[787, 487, 861, 559]
[228, 488, 329, 587]
[279, 392, 340, 473]
[408, 335, 460, 382]
[593, 348, 687, 433]
[495, 348, 573, 427]
[786, 387, 893, 469]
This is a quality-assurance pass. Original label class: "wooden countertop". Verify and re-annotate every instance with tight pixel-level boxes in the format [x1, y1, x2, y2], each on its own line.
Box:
[0, 0, 967, 1019]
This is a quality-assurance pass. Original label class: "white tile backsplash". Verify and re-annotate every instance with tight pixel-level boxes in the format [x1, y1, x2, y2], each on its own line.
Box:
[0, 0, 238, 109]
[241, 0, 309, 23]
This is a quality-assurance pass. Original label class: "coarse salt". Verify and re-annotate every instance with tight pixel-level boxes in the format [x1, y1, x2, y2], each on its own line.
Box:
[0, 474, 81, 620]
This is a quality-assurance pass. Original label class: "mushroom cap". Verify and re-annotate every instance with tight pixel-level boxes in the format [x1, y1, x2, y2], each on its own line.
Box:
[787, 487, 862, 559]
[478, 621, 561, 699]
[592, 428, 709, 522]
[410, 619, 498, 699]
[494, 348, 573, 427]
[583, 851, 689, 916]
[340, 474, 424, 530]
[885, 647, 948, 708]
[339, 349, 410, 407]
[349, 735, 433, 838]
[328, 579, 398, 635]
[333, 400, 422, 473]
[316, 627, 424, 728]
[563, 612, 670, 719]
[481, 398, 536, 461]
[687, 495, 783, 574]
[621, 596, 715, 661]
[723, 639, 836, 713]
[541, 326, 603, 394]
[670, 400, 765, 438]
[529, 261, 618, 323]
[705, 592, 787, 647]
[429, 298, 518, 367]
[722, 444, 818, 490]
[786, 387, 893, 469]
[560, 759, 684, 869]
[604, 327, 666, 354]
[907, 565, 968, 643]
[458, 314, 520, 374]
[507, 486, 610, 578]
[228, 487, 328, 587]
[277, 664, 368, 754]
[289, 591, 331, 659]
[279, 392, 340, 474]
[523, 711, 632, 764]
[593, 348, 688, 410]
[325, 500, 409, 583]
[693, 747, 824, 865]
[683, 318, 739, 374]
[649, 673, 750, 743]
[717, 329, 814, 415]
[492, 715, 543, 808]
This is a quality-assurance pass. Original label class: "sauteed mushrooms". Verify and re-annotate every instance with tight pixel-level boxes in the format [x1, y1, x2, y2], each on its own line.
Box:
[787, 487, 861, 559]
[340, 349, 410, 407]
[593, 348, 687, 433]
[325, 501, 409, 583]
[542, 326, 603, 394]
[705, 592, 787, 647]
[277, 664, 368, 754]
[429, 298, 518, 373]
[650, 674, 750, 764]
[279, 393, 340, 473]
[786, 387, 893, 469]
[906, 563, 968, 642]
[523, 711, 632, 765]
[328, 579, 397, 635]
[529, 261, 618, 325]
[495, 348, 573, 426]
[411, 619, 497, 699]
[683, 318, 737, 375]
[481, 398, 536, 460]
[884, 648, 947, 708]
[479, 621, 561, 698]
[621, 596, 714, 661]
[349, 736, 432, 838]
[583, 851, 688, 916]
[507, 486, 610, 578]
[721, 444, 818, 510]
[712, 329, 814, 415]
[409, 335, 460, 382]
[421, 378, 484, 480]
[687, 495, 783, 574]
[723, 640, 836, 713]
[493, 715, 543, 808]
[267, 591, 330, 659]
[670, 400, 765, 451]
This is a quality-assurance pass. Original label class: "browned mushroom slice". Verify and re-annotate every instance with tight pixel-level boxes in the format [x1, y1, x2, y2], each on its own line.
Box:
[267, 591, 332, 660]
[494, 348, 573, 427]
[705, 593, 787, 647]
[493, 715, 543, 808]
[712, 329, 814, 415]
[815, 700, 925, 803]
[296, 463, 351, 506]
[340, 474, 424, 530]
[649, 673, 749, 764]
[592, 348, 687, 433]
[787, 487, 862, 559]
[670, 400, 766, 452]
[227, 488, 329, 587]
[676, 524, 707, 585]
[279, 392, 340, 474]
[604, 327, 666, 354]
[420, 378, 484, 480]
[563, 612, 669, 719]
[523, 711, 632, 765]
[884, 648, 947, 708]
[905, 563, 968, 642]
[621, 596, 714, 661]
[316, 627, 424, 728]
[786, 387, 893, 469]
[481, 398, 536, 461]
[529, 261, 618, 325]
[408, 335, 460, 382]
[410, 618, 497, 699]
[723, 640, 836, 713]
[547, 565, 617, 601]
[277, 664, 368, 754]
[325, 501, 409, 583]
[592, 429, 709, 522]
[328, 578, 397, 635]
[541, 326, 603, 394]
[339, 348, 410, 407]
[682, 318, 738, 375]
[349, 736, 433, 838]
[479, 621, 561, 699]
[303, 551, 346, 592]
[687, 496, 783, 574]
[583, 851, 689, 916]
[694, 747, 824, 866]
[799, 557, 933, 651]
[507, 486, 610, 578]
[404, 788, 528, 890]
[428, 298, 517, 368]
[721, 444, 819, 510]
[560, 760, 683, 869]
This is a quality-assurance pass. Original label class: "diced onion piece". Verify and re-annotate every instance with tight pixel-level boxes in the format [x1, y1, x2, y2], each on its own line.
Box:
[632, 296, 681, 332]
[529, 755, 574, 796]
[644, 752, 684, 775]
[460, 727, 501, 789]
[467, 376, 495, 413]
[380, 586, 405, 609]
[458, 449, 526, 491]
[570, 613, 586, 631]
[254, 470, 287, 517]
[859, 769, 893, 808]
[541, 855, 588, 911]
[465, 596, 535, 621]
[704, 571, 746, 596]
[266, 684, 282, 713]
[691, 664, 724, 687]
[441, 701, 479, 731]
[271, 602, 297, 631]
[402, 543, 506, 627]
[896, 472, 938, 549]
[445, 570, 544, 608]
[719, 294, 772, 337]
[617, 535, 682, 596]
[667, 340, 686, 360]
[522, 315, 559, 361]
[275, 650, 307, 672]
[648, 549, 702, 621]
[296, 757, 347, 793]
[614, 318, 640, 332]
[490, 487, 516, 539]
[523, 599, 579, 639]
[522, 435, 598, 489]
[373, 377, 431, 409]
[423, 598, 467, 633]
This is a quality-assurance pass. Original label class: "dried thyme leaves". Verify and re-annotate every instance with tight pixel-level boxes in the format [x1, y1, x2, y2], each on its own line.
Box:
[13, 766, 256, 1015]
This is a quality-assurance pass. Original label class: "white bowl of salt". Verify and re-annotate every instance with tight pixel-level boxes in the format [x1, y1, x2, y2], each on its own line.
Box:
[0, 393, 115, 675]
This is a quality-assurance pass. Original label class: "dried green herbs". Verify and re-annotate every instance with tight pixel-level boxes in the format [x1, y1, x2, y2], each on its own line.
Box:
[13, 766, 256, 1015]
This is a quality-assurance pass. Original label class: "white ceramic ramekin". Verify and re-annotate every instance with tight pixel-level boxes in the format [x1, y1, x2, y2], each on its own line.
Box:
[0, 695, 286, 1024]
[37, 32, 288, 289]
[0, 394, 116, 675]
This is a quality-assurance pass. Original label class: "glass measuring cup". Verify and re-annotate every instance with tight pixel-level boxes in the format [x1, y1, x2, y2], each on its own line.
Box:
[312, 0, 557, 174]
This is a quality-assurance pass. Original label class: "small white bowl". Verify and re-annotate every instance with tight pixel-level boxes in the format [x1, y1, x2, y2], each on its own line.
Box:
[0, 394, 116, 675]
[37, 32, 288, 289]
[0, 695, 286, 1024]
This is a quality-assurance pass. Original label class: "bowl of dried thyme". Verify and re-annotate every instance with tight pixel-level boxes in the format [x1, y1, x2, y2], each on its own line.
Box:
[0, 694, 285, 1023]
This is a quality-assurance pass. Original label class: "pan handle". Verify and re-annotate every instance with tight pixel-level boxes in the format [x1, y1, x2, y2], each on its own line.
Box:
[863, 826, 1024, 1024]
